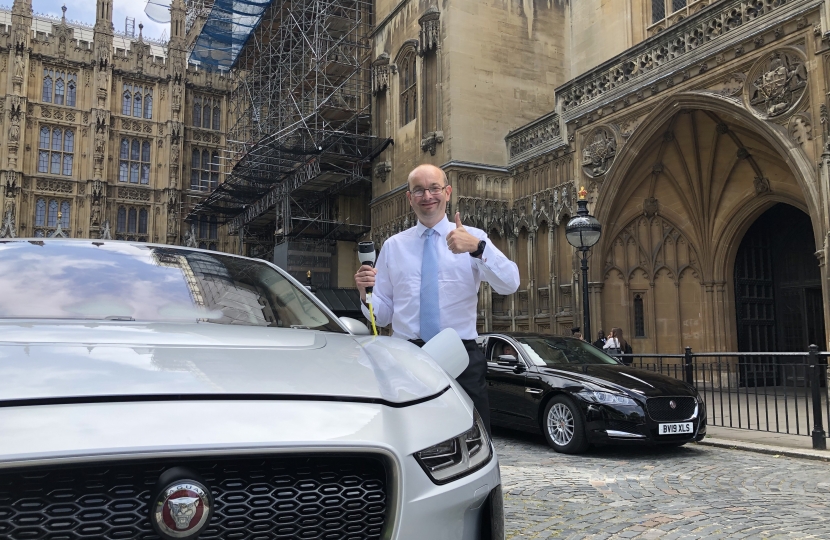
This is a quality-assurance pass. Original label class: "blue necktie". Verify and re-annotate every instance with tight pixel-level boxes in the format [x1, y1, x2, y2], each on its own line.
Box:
[420, 228, 440, 341]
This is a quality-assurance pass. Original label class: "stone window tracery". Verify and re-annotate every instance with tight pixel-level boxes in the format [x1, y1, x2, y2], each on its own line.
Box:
[119, 138, 151, 184]
[38, 126, 74, 176]
[42, 69, 77, 106]
[651, 0, 690, 24]
[399, 51, 417, 126]
[34, 197, 70, 237]
[191, 148, 220, 191]
[116, 205, 149, 238]
[193, 96, 222, 130]
[122, 83, 153, 119]
[196, 215, 219, 249]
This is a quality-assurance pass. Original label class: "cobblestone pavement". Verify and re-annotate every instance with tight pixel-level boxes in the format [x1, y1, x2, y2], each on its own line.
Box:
[494, 429, 830, 539]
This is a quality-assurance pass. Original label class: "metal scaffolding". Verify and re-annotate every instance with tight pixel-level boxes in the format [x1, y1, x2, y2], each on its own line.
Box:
[187, 0, 387, 263]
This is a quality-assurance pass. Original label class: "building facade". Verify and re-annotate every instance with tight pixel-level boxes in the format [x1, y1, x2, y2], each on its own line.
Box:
[370, 0, 830, 353]
[0, 0, 232, 251]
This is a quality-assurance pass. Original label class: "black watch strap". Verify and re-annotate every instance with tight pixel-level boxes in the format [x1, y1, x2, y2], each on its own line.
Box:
[470, 240, 486, 258]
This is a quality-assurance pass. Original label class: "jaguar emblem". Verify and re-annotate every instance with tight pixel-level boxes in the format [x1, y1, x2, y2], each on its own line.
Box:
[669, 400, 677, 409]
[150, 473, 213, 540]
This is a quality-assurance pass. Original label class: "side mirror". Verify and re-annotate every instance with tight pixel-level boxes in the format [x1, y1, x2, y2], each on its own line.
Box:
[498, 354, 518, 364]
[339, 317, 371, 336]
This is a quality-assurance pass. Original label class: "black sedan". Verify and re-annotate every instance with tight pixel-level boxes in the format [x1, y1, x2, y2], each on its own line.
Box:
[480, 333, 706, 453]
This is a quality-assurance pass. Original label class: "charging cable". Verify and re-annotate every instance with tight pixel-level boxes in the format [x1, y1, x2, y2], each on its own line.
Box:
[358, 241, 378, 336]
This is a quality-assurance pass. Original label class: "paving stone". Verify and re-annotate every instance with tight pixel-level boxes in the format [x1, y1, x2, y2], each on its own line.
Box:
[495, 429, 830, 539]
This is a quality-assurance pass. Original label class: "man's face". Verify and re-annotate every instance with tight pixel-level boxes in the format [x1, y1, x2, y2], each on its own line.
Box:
[406, 168, 451, 224]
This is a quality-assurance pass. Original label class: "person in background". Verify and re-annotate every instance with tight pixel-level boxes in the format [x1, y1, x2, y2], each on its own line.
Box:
[573, 332, 584, 341]
[353, 164, 520, 435]
[571, 326, 581, 338]
[604, 327, 633, 364]
[502, 344, 518, 359]
[593, 330, 606, 349]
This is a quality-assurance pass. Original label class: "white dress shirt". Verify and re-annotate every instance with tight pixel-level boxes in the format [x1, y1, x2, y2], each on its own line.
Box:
[361, 215, 520, 340]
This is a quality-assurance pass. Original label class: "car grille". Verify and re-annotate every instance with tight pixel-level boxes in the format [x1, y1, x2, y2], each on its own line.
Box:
[606, 420, 643, 434]
[646, 396, 697, 421]
[0, 454, 388, 540]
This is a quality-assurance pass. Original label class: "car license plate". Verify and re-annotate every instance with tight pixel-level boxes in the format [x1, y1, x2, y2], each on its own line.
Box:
[659, 422, 692, 435]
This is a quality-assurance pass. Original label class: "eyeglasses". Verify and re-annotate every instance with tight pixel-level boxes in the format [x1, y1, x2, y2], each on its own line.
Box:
[409, 185, 447, 199]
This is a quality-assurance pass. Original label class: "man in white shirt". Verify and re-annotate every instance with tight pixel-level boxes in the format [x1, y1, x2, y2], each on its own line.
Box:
[354, 164, 520, 434]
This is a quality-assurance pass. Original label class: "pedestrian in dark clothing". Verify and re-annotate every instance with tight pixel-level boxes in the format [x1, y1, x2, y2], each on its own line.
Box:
[593, 330, 606, 349]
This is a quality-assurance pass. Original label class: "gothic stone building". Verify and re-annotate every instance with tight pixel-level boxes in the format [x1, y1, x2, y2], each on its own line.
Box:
[0, 0, 231, 250]
[370, 0, 830, 354]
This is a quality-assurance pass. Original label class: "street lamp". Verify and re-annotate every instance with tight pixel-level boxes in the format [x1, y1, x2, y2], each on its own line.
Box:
[566, 187, 602, 341]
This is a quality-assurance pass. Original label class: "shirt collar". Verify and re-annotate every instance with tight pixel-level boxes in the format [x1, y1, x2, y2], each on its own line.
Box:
[416, 215, 452, 237]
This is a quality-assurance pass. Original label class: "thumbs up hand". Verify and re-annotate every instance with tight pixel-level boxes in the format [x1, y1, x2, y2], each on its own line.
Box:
[446, 212, 480, 254]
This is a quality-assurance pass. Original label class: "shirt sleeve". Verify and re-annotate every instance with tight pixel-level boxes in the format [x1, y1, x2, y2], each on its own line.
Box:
[360, 242, 393, 326]
[469, 229, 520, 295]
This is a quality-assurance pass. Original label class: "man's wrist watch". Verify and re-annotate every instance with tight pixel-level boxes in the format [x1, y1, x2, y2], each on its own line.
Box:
[470, 240, 486, 259]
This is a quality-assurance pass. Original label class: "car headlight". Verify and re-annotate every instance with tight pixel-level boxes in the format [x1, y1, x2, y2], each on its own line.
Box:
[415, 411, 492, 485]
[578, 390, 637, 407]
[696, 391, 704, 404]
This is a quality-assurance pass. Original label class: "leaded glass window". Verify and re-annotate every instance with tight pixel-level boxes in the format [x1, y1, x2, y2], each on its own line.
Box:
[38, 127, 74, 176]
[119, 138, 150, 184]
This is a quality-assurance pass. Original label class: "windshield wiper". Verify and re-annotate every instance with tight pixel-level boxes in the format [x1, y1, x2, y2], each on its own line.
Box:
[104, 315, 135, 321]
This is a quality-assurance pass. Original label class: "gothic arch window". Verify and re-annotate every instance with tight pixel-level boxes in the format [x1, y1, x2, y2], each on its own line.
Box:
[117, 207, 126, 232]
[192, 96, 221, 130]
[209, 215, 218, 239]
[42, 70, 53, 103]
[60, 201, 70, 228]
[651, 0, 687, 24]
[133, 92, 142, 118]
[66, 74, 77, 107]
[55, 76, 65, 105]
[38, 126, 74, 176]
[116, 205, 149, 239]
[35, 198, 46, 226]
[34, 198, 70, 236]
[633, 293, 646, 337]
[399, 50, 417, 126]
[191, 148, 220, 191]
[43, 69, 77, 106]
[123, 83, 153, 118]
[138, 209, 148, 234]
[118, 138, 150, 184]
[122, 84, 132, 115]
[48, 200, 58, 227]
[193, 96, 202, 127]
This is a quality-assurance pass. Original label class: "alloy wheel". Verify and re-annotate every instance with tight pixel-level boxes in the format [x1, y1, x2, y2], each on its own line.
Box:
[547, 402, 575, 447]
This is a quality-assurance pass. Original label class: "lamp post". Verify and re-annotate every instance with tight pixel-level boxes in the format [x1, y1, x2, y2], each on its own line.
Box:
[565, 187, 602, 341]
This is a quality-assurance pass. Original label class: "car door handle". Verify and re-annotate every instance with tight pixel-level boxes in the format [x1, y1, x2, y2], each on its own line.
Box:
[525, 388, 543, 394]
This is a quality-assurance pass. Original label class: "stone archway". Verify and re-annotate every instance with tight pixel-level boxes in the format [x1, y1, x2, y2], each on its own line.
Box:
[594, 99, 820, 353]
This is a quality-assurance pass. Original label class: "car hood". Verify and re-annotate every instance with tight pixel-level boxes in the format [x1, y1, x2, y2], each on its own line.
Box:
[0, 321, 450, 405]
[539, 364, 695, 397]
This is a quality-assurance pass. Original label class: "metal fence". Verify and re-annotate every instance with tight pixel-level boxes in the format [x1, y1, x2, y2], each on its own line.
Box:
[620, 346, 829, 450]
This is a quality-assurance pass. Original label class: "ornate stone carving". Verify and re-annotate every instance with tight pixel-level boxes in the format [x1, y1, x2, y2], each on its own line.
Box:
[184, 224, 197, 247]
[118, 187, 152, 202]
[747, 50, 807, 119]
[420, 131, 444, 155]
[788, 115, 812, 147]
[418, 7, 440, 55]
[581, 127, 617, 178]
[558, 0, 795, 113]
[754, 176, 771, 194]
[0, 196, 15, 238]
[643, 197, 659, 218]
[100, 219, 112, 240]
[36, 179, 73, 193]
[618, 115, 644, 139]
[506, 114, 561, 159]
[706, 73, 745, 96]
[372, 53, 390, 95]
[374, 161, 391, 182]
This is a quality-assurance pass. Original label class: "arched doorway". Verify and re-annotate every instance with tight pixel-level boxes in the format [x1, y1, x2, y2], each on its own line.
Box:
[734, 203, 825, 352]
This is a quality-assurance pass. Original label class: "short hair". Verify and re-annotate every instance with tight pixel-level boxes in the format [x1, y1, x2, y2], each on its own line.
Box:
[407, 164, 448, 189]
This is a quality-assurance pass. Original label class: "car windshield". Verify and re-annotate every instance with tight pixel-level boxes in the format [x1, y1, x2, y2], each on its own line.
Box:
[0, 240, 344, 332]
[517, 336, 621, 366]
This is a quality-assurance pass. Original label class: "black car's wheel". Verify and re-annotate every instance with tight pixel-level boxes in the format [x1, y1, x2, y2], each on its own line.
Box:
[542, 395, 588, 454]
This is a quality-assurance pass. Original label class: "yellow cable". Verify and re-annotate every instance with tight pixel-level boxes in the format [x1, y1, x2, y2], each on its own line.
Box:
[366, 293, 378, 336]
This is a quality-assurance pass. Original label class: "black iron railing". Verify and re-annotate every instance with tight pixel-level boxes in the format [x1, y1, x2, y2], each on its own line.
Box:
[620, 346, 829, 450]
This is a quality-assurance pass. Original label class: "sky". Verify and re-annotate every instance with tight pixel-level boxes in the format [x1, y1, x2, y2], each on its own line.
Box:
[33, 0, 169, 41]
